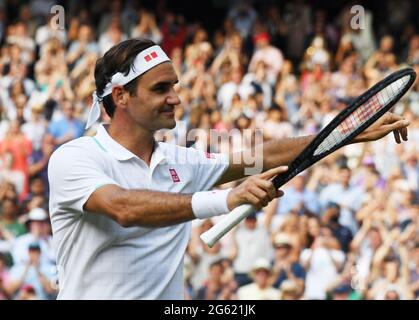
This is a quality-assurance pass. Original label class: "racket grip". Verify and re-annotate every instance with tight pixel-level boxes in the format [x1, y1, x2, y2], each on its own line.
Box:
[200, 204, 256, 247]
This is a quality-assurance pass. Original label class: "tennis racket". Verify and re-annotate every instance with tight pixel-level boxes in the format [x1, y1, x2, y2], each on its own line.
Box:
[201, 67, 416, 247]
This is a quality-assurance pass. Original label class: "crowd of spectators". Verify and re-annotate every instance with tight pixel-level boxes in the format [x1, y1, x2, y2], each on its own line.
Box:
[0, 0, 418, 300]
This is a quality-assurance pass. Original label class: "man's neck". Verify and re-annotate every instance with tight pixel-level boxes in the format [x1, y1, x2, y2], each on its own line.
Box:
[108, 120, 155, 166]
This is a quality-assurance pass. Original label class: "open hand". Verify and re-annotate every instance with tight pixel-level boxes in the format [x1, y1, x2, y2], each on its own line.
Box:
[354, 112, 409, 144]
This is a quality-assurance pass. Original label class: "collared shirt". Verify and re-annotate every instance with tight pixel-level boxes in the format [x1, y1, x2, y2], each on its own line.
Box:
[48, 124, 229, 299]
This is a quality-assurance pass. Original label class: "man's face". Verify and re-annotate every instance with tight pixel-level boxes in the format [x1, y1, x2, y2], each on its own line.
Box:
[126, 62, 180, 132]
[63, 103, 75, 119]
[339, 169, 351, 186]
[254, 269, 270, 287]
[1, 200, 16, 218]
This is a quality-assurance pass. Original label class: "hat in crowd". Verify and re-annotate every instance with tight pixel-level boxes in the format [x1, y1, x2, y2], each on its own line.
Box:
[273, 233, 293, 248]
[250, 258, 272, 277]
[253, 32, 270, 44]
[28, 242, 41, 251]
[28, 90, 47, 111]
[280, 279, 300, 293]
[28, 207, 49, 222]
[20, 284, 36, 294]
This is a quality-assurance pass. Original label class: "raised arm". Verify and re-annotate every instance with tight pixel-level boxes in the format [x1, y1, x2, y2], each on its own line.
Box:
[216, 112, 409, 186]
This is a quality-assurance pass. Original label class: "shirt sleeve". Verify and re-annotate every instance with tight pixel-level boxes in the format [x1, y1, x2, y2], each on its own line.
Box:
[48, 141, 119, 215]
[187, 148, 230, 191]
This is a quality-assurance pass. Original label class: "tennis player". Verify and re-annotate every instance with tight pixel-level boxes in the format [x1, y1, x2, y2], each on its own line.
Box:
[48, 38, 409, 299]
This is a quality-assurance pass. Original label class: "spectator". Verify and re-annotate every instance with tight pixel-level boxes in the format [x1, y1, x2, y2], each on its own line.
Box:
[98, 17, 127, 56]
[227, 2, 257, 40]
[0, 198, 26, 239]
[0, 253, 11, 300]
[270, 233, 305, 291]
[319, 166, 364, 235]
[35, 15, 67, 47]
[11, 207, 54, 266]
[275, 172, 320, 216]
[131, 10, 162, 44]
[321, 202, 353, 253]
[7, 242, 56, 300]
[300, 226, 345, 299]
[188, 219, 226, 292]
[66, 24, 99, 68]
[231, 213, 273, 287]
[237, 258, 279, 300]
[0, 121, 33, 200]
[21, 98, 48, 152]
[195, 260, 226, 300]
[48, 101, 85, 147]
[279, 279, 303, 300]
[248, 31, 284, 86]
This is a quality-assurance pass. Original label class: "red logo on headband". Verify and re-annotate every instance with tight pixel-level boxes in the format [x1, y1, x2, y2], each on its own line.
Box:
[144, 51, 158, 62]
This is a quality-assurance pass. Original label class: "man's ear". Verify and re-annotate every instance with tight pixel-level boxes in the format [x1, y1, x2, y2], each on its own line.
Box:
[111, 86, 129, 109]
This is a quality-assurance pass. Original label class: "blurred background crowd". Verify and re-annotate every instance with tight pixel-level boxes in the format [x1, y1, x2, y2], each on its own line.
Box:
[0, 0, 418, 300]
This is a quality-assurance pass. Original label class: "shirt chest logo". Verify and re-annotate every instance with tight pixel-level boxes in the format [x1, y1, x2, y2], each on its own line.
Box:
[169, 168, 180, 182]
[205, 152, 215, 159]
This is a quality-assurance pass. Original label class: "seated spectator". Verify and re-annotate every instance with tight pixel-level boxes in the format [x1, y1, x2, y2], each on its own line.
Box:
[48, 101, 84, 147]
[0, 198, 26, 238]
[7, 242, 57, 300]
[188, 219, 226, 292]
[11, 207, 55, 266]
[16, 284, 39, 300]
[279, 279, 303, 300]
[0, 253, 11, 300]
[319, 166, 364, 235]
[237, 258, 279, 300]
[270, 233, 305, 291]
[231, 213, 273, 288]
[195, 260, 225, 300]
[321, 202, 353, 252]
[275, 171, 320, 216]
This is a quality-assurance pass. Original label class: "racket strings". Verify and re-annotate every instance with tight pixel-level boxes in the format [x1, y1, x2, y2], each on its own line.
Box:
[314, 75, 411, 156]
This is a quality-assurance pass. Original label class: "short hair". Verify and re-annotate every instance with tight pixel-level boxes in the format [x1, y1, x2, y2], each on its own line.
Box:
[94, 38, 156, 118]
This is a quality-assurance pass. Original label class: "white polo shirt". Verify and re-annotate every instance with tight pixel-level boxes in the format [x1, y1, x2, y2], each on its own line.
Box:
[48, 124, 229, 300]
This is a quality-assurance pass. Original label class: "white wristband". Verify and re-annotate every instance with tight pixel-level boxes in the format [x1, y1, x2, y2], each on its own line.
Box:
[191, 188, 232, 220]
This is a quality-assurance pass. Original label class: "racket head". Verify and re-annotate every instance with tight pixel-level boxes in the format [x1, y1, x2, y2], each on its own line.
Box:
[272, 67, 416, 188]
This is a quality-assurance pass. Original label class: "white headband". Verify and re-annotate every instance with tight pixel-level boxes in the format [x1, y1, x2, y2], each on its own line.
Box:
[86, 45, 171, 129]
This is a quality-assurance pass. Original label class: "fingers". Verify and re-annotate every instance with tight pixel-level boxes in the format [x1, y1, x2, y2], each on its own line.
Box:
[252, 179, 277, 201]
[229, 166, 288, 211]
[259, 166, 288, 180]
[386, 118, 410, 130]
[400, 126, 408, 141]
[393, 129, 401, 144]
[383, 112, 403, 124]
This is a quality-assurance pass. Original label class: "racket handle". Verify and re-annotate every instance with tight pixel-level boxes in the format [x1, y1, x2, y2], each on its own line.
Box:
[200, 204, 256, 247]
